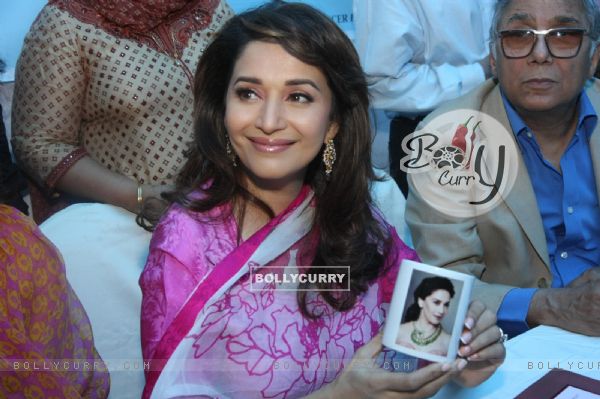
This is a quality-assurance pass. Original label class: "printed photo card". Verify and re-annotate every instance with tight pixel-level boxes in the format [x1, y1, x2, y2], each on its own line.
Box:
[383, 259, 474, 363]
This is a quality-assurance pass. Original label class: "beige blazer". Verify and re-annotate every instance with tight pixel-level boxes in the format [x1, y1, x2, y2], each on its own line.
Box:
[406, 78, 600, 314]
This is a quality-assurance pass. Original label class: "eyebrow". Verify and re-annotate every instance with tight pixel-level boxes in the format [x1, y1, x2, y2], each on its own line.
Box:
[505, 12, 583, 27]
[505, 12, 534, 25]
[233, 76, 321, 92]
[552, 16, 582, 25]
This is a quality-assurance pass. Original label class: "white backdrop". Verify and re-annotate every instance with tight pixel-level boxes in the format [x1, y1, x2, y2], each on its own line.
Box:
[0, 0, 353, 82]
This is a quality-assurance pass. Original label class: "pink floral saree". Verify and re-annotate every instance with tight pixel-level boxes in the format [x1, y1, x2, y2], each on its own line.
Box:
[140, 186, 418, 398]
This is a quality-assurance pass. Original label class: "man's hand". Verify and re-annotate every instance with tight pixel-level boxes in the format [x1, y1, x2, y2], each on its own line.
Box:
[567, 268, 600, 288]
[527, 281, 600, 336]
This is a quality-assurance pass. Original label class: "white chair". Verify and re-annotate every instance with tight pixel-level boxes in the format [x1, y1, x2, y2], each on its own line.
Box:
[41, 203, 149, 399]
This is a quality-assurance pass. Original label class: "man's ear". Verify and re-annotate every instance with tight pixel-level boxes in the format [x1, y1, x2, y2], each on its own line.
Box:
[589, 44, 600, 79]
[490, 45, 498, 78]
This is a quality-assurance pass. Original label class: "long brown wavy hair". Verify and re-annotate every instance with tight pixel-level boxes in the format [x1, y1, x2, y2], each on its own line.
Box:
[140, 1, 395, 317]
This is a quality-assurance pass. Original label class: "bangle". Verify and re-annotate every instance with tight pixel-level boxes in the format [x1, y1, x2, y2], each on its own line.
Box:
[137, 184, 143, 209]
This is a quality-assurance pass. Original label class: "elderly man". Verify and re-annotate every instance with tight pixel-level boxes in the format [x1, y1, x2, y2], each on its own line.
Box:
[406, 0, 600, 338]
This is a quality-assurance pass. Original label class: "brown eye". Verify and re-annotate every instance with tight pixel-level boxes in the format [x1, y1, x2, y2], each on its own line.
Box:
[235, 88, 258, 100]
[289, 92, 313, 103]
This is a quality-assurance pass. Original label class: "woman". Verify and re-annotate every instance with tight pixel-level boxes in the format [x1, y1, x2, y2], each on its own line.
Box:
[11, 0, 233, 223]
[0, 178, 109, 397]
[139, 2, 505, 398]
[396, 277, 455, 356]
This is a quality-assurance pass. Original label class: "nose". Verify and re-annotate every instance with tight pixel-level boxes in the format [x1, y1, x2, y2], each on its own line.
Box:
[530, 33, 552, 62]
[255, 97, 287, 134]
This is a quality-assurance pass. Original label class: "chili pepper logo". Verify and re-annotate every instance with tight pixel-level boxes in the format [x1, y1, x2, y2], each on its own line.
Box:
[432, 116, 481, 170]
[451, 116, 473, 152]
[400, 109, 518, 218]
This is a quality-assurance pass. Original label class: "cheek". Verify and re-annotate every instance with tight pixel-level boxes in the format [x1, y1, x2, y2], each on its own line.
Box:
[497, 61, 518, 84]
[223, 95, 236, 135]
[305, 116, 333, 146]
[569, 59, 592, 83]
[224, 103, 249, 142]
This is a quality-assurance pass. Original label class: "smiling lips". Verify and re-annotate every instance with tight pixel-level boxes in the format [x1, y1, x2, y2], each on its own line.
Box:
[249, 136, 296, 153]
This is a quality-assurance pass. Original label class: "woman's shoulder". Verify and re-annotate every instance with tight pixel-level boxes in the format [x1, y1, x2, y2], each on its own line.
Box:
[440, 330, 452, 345]
[19, 3, 93, 59]
[152, 201, 213, 241]
[150, 200, 235, 256]
[398, 322, 413, 335]
[30, 3, 83, 34]
[395, 323, 416, 349]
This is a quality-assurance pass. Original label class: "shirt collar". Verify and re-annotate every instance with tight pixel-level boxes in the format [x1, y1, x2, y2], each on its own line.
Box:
[501, 90, 598, 140]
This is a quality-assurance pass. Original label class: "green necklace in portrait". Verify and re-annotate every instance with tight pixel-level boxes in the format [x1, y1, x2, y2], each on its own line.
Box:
[410, 322, 442, 346]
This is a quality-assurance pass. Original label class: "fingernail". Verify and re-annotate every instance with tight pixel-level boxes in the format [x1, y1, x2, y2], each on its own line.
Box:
[460, 332, 472, 345]
[459, 345, 471, 357]
[442, 362, 452, 372]
[457, 359, 468, 370]
[467, 353, 480, 361]
[464, 318, 474, 329]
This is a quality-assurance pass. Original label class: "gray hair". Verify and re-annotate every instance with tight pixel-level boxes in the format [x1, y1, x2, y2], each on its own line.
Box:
[489, 0, 600, 56]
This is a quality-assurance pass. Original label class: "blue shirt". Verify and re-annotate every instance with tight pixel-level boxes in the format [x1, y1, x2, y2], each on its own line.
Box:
[498, 91, 600, 337]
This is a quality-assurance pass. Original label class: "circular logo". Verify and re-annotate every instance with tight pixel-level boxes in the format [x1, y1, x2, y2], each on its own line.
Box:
[400, 109, 519, 218]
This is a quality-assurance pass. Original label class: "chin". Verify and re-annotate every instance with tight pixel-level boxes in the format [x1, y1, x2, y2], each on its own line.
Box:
[519, 95, 572, 112]
[244, 167, 304, 188]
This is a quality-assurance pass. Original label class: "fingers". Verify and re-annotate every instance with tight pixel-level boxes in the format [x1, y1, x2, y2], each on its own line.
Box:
[464, 306, 495, 340]
[460, 300, 487, 345]
[375, 361, 456, 393]
[465, 338, 506, 363]
[463, 300, 486, 331]
[459, 306, 498, 358]
[403, 365, 456, 399]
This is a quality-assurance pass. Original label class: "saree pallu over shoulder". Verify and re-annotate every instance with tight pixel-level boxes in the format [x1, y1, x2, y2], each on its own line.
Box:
[140, 186, 418, 398]
[143, 186, 314, 397]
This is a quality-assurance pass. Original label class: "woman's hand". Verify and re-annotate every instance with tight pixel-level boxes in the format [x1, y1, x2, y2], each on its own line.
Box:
[453, 300, 506, 387]
[142, 183, 174, 203]
[308, 332, 467, 399]
[55, 155, 175, 213]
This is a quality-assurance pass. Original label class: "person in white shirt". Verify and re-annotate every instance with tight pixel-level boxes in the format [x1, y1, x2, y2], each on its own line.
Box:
[353, 0, 494, 195]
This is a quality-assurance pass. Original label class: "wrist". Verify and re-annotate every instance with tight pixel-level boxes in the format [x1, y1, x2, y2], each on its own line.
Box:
[136, 183, 144, 212]
[527, 288, 562, 327]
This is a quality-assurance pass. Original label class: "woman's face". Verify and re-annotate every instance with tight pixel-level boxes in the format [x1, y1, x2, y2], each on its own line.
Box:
[418, 289, 451, 326]
[224, 41, 338, 192]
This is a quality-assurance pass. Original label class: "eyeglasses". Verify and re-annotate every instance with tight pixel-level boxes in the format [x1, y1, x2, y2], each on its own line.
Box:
[497, 28, 589, 59]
